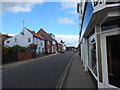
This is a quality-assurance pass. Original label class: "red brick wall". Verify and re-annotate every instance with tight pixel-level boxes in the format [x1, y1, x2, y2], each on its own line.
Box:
[18, 52, 33, 61]
[37, 29, 52, 54]
[45, 40, 52, 54]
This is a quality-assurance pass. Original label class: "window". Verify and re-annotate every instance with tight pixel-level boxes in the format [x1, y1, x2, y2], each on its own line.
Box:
[48, 41, 50, 45]
[33, 38, 34, 44]
[21, 31, 24, 35]
[42, 48, 44, 52]
[15, 38, 17, 42]
[28, 38, 31, 42]
[106, 35, 120, 88]
[101, 18, 120, 31]
[7, 41, 9, 43]
[88, 34, 97, 76]
[36, 39, 38, 44]
[39, 47, 41, 53]
[41, 42, 43, 46]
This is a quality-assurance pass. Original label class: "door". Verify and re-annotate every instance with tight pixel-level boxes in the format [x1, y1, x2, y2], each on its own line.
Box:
[106, 34, 120, 88]
[102, 30, 120, 88]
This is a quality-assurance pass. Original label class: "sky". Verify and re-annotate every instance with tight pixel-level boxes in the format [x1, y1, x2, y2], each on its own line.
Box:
[1, 1, 80, 47]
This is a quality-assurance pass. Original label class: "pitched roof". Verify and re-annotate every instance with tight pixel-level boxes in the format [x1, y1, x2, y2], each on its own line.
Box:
[37, 28, 52, 41]
[26, 28, 44, 40]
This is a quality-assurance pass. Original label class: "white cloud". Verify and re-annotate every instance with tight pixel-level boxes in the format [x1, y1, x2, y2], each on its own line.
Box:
[67, 10, 77, 14]
[61, 0, 79, 10]
[55, 34, 79, 47]
[2, 2, 43, 13]
[60, 1, 79, 17]
[58, 17, 75, 24]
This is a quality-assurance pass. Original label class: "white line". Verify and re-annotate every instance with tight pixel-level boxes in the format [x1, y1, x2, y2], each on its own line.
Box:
[56, 54, 75, 89]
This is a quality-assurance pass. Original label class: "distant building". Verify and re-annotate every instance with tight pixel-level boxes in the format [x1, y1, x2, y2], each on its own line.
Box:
[77, 0, 120, 88]
[66, 46, 76, 51]
[57, 43, 62, 52]
[37, 28, 52, 54]
[60, 40, 66, 52]
[4, 28, 45, 54]
[49, 33, 58, 53]
[0, 33, 12, 45]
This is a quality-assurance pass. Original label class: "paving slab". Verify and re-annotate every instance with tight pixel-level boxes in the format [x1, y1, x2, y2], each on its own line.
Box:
[65, 53, 96, 88]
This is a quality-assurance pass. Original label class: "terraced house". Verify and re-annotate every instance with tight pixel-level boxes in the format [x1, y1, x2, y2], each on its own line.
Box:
[77, 0, 120, 88]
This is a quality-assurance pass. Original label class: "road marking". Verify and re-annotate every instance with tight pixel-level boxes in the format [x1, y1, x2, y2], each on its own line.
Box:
[56, 54, 75, 89]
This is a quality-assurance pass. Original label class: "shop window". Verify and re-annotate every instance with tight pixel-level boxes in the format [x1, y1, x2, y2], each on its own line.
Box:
[88, 34, 97, 76]
[106, 35, 120, 88]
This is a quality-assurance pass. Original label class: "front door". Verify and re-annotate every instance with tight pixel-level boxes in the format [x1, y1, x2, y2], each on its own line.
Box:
[102, 30, 120, 88]
[106, 34, 120, 88]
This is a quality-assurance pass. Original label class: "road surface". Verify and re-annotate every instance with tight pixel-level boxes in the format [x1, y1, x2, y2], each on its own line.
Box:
[2, 51, 74, 88]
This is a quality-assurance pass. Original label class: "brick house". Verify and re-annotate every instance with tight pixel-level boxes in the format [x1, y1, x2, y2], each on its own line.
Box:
[37, 28, 52, 54]
[48, 33, 58, 53]
[57, 43, 62, 52]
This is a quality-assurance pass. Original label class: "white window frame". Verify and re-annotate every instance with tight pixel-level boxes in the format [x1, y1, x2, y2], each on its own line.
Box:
[101, 28, 120, 88]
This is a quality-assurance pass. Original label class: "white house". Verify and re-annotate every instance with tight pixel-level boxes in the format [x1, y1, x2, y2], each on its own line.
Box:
[4, 28, 45, 54]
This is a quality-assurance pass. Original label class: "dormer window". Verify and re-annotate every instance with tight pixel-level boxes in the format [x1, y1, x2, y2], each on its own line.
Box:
[7, 41, 9, 43]
[21, 31, 24, 35]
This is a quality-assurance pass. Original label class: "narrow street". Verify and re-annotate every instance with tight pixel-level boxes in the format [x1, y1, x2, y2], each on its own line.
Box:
[2, 51, 74, 88]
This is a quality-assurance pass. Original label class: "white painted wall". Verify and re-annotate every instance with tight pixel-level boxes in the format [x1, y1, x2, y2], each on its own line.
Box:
[79, 0, 120, 88]
[51, 40, 57, 53]
[4, 28, 45, 54]
[4, 28, 33, 47]
[33, 37, 45, 54]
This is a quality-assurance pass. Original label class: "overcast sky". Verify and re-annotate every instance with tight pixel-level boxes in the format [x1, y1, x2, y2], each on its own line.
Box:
[1, 0, 80, 47]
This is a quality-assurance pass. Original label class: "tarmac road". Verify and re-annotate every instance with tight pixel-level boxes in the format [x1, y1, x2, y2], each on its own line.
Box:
[2, 51, 74, 88]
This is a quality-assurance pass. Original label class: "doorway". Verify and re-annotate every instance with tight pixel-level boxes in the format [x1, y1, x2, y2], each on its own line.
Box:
[106, 34, 120, 88]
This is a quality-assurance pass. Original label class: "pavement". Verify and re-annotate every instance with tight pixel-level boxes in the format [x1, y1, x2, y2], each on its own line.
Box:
[63, 52, 96, 88]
